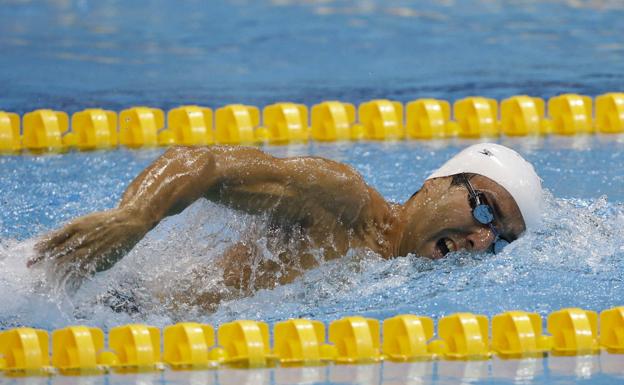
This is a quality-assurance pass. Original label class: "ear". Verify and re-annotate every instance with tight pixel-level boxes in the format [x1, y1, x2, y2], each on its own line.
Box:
[425, 175, 453, 189]
[422, 178, 435, 187]
[411, 177, 437, 199]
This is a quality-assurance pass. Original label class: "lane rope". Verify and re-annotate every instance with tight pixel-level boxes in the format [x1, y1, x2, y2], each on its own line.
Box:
[0, 307, 622, 376]
[1, 93, 623, 153]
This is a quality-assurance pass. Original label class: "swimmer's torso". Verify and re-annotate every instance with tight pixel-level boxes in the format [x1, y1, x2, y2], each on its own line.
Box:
[207, 174, 402, 293]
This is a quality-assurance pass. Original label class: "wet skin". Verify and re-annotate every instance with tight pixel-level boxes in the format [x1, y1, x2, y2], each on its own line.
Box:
[29, 146, 525, 305]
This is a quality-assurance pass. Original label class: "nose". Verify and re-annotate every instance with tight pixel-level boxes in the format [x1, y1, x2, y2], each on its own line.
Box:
[464, 226, 495, 252]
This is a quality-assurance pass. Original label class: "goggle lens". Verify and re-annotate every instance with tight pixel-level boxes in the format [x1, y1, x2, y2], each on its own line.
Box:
[473, 204, 494, 224]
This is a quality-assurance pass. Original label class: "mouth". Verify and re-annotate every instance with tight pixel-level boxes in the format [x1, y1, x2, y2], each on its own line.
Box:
[435, 237, 457, 258]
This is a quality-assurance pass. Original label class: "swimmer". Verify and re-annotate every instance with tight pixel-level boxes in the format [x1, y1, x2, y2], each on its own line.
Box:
[29, 143, 542, 307]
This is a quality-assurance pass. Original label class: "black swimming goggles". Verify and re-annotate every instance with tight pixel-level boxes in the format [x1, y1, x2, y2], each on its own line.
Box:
[459, 174, 510, 254]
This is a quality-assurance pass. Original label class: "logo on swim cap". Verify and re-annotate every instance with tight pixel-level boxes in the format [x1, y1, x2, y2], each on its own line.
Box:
[427, 143, 543, 230]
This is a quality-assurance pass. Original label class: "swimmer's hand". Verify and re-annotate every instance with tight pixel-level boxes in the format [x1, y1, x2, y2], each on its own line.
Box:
[28, 208, 149, 280]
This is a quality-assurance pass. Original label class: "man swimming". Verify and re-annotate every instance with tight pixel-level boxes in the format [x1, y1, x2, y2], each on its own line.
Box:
[29, 143, 542, 307]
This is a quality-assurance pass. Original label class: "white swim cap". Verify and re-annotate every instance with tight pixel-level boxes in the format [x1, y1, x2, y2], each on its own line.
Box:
[427, 143, 543, 230]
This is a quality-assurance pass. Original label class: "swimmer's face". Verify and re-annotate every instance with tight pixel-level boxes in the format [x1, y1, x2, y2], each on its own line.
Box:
[403, 175, 526, 259]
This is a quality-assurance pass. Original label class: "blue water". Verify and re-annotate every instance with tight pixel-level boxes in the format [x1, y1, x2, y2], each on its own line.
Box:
[1, 0, 624, 112]
[1, 139, 624, 384]
[1, 0, 624, 384]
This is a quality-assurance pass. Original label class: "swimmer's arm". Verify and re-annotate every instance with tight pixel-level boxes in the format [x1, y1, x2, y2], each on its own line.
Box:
[29, 146, 220, 273]
[120, 145, 387, 229]
[117, 146, 220, 229]
[31, 145, 385, 275]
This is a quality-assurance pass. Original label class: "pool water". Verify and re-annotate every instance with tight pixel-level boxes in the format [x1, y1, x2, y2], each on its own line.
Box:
[1, 0, 624, 384]
[1, 137, 624, 325]
[1, 0, 624, 113]
[1, 139, 624, 384]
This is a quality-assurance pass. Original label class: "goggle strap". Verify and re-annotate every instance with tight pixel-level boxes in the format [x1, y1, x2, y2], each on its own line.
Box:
[461, 174, 482, 206]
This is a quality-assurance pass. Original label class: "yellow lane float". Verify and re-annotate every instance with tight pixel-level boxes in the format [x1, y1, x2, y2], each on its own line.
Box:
[2, 92, 624, 154]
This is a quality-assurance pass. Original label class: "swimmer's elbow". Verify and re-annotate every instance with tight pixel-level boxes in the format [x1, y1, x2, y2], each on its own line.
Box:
[163, 146, 218, 179]
[164, 146, 216, 166]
